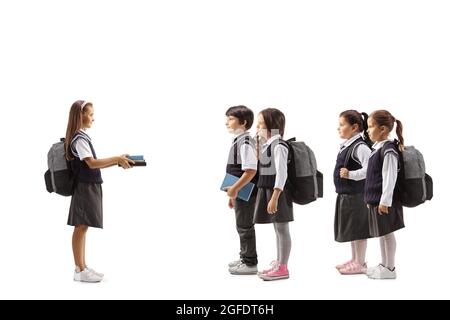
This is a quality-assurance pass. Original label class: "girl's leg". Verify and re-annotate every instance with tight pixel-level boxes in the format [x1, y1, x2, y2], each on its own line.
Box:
[382, 232, 396, 269]
[273, 223, 281, 262]
[260, 222, 291, 280]
[81, 228, 87, 268]
[72, 225, 88, 270]
[354, 239, 367, 265]
[274, 222, 291, 265]
[351, 241, 356, 261]
[379, 236, 387, 267]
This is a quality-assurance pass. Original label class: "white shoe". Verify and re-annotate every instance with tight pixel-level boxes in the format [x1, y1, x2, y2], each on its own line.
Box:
[367, 266, 397, 279]
[366, 264, 384, 276]
[74, 268, 103, 283]
[86, 266, 104, 278]
[229, 262, 258, 275]
[228, 260, 241, 268]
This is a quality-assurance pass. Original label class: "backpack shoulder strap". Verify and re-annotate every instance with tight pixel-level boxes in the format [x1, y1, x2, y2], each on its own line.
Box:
[70, 131, 94, 158]
[380, 140, 400, 161]
[343, 137, 366, 168]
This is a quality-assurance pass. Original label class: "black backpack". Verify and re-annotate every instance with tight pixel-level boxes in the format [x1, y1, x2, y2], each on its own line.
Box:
[44, 138, 75, 196]
[284, 138, 323, 205]
[382, 140, 433, 207]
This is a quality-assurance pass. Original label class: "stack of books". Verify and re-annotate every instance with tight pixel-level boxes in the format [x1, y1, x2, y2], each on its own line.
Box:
[127, 155, 147, 166]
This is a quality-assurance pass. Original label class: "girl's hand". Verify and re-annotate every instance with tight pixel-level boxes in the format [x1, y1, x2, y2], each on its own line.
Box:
[267, 198, 278, 215]
[226, 186, 238, 199]
[118, 155, 134, 169]
[228, 198, 235, 209]
[378, 205, 389, 215]
[340, 168, 349, 179]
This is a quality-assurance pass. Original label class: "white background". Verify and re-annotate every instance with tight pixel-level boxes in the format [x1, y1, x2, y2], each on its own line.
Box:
[0, 0, 449, 299]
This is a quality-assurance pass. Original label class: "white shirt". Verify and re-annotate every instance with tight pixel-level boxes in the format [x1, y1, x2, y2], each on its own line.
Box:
[232, 132, 258, 171]
[72, 129, 93, 160]
[371, 139, 399, 207]
[339, 133, 371, 181]
[261, 134, 288, 190]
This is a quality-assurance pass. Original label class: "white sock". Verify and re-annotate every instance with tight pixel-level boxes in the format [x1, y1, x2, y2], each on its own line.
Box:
[351, 241, 356, 261]
[382, 232, 396, 270]
[379, 237, 387, 266]
[354, 239, 367, 265]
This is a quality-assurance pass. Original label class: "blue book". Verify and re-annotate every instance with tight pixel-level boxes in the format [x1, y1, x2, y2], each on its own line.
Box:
[220, 173, 255, 202]
[127, 155, 144, 161]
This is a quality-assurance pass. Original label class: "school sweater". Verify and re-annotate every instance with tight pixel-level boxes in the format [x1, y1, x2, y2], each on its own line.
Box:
[334, 135, 370, 194]
[257, 134, 289, 190]
[364, 140, 399, 206]
[70, 130, 103, 184]
[226, 132, 258, 186]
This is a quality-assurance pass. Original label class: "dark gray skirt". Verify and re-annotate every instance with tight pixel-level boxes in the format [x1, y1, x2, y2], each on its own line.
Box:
[254, 188, 294, 224]
[368, 201, 404, 237]
[68, 182, 103, 228]
[334, 193, 372, 242]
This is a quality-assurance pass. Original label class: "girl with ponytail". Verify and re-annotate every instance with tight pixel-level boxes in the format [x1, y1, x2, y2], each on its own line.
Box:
[334, 110, 373, 275]
[364, 110, 405, 279]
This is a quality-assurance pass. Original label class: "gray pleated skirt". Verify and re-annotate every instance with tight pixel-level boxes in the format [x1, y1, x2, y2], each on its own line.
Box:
[254, 188, 294, 224]
[368, 201, 404, 237]
[334, 193, 372, 242]
[68, 182, 103, 228]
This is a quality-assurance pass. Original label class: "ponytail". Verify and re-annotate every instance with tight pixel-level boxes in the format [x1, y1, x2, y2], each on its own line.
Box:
[395, 119, 405, 151]
[360, 112, 370, 143]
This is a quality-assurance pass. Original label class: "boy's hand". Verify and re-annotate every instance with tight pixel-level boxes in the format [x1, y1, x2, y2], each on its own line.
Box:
[226, 186, 238, 199]
[228, 198, 235, 209]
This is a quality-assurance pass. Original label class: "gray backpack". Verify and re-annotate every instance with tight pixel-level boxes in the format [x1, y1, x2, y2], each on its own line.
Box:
[284, 137, 323, 205]
[44, 138, 75, 196]
[382, 141, 433, 207]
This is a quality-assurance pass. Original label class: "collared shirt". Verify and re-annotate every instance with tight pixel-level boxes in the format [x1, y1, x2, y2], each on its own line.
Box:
[232, 132, 257, 171]
[261, 134, 288, 190]
[339, 133, 371, 181]
[370, 139, 399, 207]
[72, 129, 93, 160]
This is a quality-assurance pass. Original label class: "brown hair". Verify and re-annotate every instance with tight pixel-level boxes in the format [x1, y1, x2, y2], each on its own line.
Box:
[370, 109, 404, 151]
[64, 100, 93, 160]
[340, 109, 370, 142]
[225, 105, 254, 130]
[260, 108, 286, 138]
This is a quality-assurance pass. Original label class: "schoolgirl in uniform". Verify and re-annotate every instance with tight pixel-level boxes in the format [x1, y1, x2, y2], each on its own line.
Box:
[225, 105, 259, 275]
[65, 100, 134, 282]
[364, 110, 405, 279]
[254, 108, 293, 281]
[334, 110, 373, 275]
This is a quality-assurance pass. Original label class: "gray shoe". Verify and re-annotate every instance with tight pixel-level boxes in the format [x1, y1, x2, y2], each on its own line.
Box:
[229, 262, 258, 275]
[228, 259, 241, 268]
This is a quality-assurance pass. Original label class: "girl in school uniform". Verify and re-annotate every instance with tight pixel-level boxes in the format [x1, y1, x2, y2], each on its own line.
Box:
[334, 110, 373, 275]
[364, 110, 405, 279]
[254, 108, 293, 281]
[65, 100, 134, 282]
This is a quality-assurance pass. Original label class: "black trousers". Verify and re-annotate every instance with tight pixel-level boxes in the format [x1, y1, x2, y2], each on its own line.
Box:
[234, 195, 258, 266]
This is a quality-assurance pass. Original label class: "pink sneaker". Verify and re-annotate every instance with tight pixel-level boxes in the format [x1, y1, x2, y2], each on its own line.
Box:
[259, 264, 289, 281]
[335, 259, 354, 270]
[339, 262, 367, 275]
[257, 260, 279, 276]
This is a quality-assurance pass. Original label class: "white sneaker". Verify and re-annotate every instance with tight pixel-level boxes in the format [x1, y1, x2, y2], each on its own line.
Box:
[86, 266, 104, 278]
[229, 262, 258, 275]
[74, 268, 103, 283]
[367, 265, 397, 280]
[228, 260, 241, 268]
[366, 264, 384, 276]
